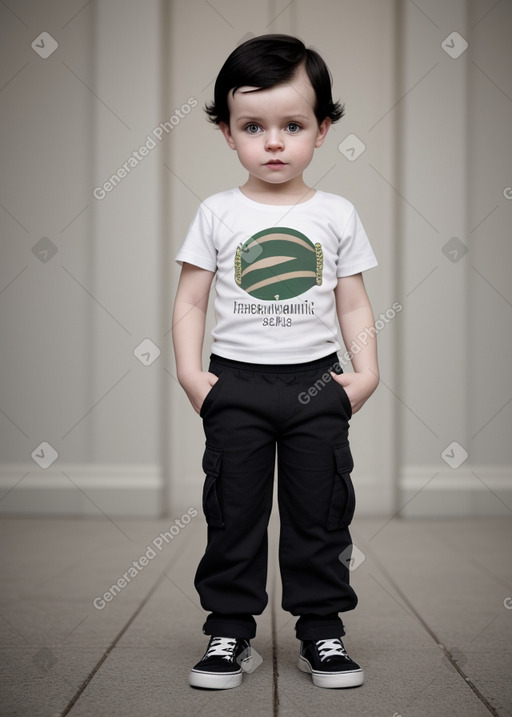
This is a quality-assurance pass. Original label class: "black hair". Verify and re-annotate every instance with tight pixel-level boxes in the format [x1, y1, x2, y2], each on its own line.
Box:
[205, 34, 344, 126]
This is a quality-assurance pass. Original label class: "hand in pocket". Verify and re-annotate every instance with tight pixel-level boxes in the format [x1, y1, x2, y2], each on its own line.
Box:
[179, 371, 219, 414]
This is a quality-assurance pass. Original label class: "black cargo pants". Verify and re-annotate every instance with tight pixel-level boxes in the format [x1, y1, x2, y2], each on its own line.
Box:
[196, 352, 358, 641]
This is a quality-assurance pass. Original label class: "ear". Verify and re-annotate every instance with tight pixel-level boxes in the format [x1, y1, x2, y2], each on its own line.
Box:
[219, 121, 237, 150]
[314, 118, 332, 148]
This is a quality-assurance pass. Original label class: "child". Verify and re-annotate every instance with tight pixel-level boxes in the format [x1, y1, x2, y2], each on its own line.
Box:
[172, 34, 379, 690]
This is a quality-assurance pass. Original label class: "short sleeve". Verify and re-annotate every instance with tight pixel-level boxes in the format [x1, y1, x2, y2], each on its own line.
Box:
[175, 203, 217, 272]
[337, 207, 378, 277]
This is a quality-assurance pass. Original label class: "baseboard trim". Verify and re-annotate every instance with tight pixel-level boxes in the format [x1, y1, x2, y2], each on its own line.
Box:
[0, 464, 163, 517]
[399, 466, 512, 517]
[1, 464, 510, 518]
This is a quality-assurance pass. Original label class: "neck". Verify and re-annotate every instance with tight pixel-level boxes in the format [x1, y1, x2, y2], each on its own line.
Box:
[240, 176, 315, 205]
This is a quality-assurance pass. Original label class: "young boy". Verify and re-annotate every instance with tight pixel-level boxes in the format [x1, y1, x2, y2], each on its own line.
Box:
[172, 34, 379, 690]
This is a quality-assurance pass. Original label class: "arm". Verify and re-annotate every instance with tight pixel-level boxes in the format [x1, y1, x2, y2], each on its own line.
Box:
[331, 273, 379, 414]
[172, 262, 217, 414]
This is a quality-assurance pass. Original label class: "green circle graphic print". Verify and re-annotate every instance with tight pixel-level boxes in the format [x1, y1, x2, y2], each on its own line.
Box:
[234, 227, 323, 301]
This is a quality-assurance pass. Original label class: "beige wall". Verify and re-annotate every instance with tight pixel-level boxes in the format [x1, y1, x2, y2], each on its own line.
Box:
[0, 0, 165, 514]
[1, 0, 510, 518]
[397, 0, 512, 514]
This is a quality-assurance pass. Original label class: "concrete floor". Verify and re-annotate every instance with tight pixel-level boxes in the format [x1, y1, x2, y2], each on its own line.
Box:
[0, 513, 511, 717]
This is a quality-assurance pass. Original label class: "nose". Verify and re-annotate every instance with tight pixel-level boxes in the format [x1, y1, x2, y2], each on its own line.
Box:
[265, 129, 284, 150]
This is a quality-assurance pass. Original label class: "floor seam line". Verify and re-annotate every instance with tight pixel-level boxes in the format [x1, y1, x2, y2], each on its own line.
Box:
[270, 528, 280, 716]
[365, 543, 501, 716]
[272, 603, 279, 716]
[60, 552, 181, 715]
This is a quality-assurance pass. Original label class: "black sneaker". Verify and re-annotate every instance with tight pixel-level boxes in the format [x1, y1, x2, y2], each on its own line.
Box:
[189, 636, 252, 689]
[298, 637, 364, 688]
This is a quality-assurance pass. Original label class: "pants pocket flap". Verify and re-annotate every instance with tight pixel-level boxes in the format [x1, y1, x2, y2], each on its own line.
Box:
[327, 445, 356, 531]
[333, 443, 354, 475]
[201, 446, 224, 528]
[202, 445, 222, 476]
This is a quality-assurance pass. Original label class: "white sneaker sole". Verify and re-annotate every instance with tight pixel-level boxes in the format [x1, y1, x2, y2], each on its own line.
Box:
[298, 655, 364, 688]
[189, 655, 252, 689]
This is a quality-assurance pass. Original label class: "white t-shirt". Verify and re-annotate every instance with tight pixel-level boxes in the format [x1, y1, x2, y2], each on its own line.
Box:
[175, 188, 377, 364]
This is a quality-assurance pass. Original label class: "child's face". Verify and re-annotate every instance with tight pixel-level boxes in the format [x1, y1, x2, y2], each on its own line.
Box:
[219, 66, 331, 191]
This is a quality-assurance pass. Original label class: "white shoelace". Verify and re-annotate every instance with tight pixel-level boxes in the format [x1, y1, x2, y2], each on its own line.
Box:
[205, 637, 237, 661]
[316, 638, 348, 662]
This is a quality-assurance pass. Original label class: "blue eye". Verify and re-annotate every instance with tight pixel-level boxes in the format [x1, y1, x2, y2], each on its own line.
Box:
[287, 122, 301, 133]
[246, 123, 260, 134]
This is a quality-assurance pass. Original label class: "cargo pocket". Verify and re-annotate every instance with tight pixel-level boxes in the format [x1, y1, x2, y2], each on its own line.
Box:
[201, 446, 224, 528]
[326, 443, 356, 530]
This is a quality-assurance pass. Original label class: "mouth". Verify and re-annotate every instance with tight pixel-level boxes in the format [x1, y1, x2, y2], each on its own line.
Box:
[265, 160, 286, 167]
